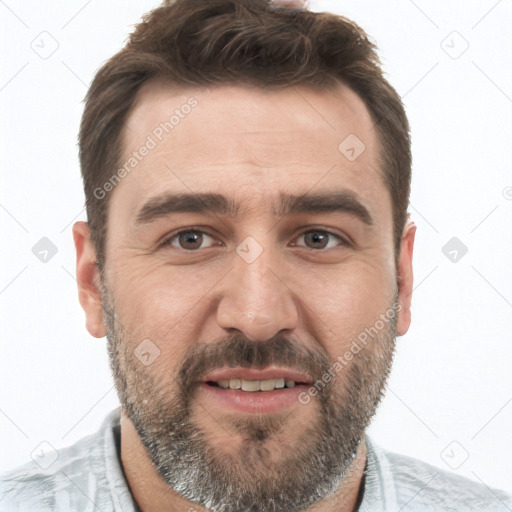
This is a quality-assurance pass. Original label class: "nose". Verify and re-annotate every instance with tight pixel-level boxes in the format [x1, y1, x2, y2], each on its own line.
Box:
[215, 242, 299, 342]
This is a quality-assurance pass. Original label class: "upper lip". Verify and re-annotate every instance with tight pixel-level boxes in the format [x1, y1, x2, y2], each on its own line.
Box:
[201, 366, 314, 384]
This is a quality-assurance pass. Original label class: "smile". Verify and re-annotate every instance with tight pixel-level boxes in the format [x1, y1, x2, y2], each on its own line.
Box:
[198, 367, 315, 413]
[207, 377, 297, 392]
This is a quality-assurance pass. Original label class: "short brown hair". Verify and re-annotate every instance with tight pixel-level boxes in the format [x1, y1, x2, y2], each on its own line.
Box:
[79, 0, 411, 266]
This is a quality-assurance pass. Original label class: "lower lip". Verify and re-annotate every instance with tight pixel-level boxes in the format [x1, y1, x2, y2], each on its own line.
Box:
[198, 383, 311, 414]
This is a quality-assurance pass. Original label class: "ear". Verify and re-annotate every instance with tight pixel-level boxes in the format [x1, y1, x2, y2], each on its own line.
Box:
[72, 221, 106, 338]
[396, 219, 416, 336]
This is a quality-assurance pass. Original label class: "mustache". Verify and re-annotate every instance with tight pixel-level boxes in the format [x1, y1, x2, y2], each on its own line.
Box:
[176, 332, 331, 392]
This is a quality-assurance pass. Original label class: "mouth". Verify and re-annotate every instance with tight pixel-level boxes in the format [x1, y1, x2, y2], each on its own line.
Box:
[201, 366, 314, 391]
[198, 367, 315, 413]
[205, 377, 299, 391]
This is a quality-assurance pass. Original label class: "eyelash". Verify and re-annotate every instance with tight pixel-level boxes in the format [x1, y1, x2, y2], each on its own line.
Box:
[159, 227, 351, 251]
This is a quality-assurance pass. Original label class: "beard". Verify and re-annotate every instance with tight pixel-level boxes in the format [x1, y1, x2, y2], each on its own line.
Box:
[102, 283, 398, 512]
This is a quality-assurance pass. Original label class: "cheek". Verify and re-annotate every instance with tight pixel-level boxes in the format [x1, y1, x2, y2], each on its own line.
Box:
[109, 260, 222, 359]
[297, 256, 395, 348]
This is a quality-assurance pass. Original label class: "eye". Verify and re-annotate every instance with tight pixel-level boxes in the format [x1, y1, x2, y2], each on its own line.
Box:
[293, 230, 348, 250]
[160, 229, 221, 251]
[159, 227, 349, 252]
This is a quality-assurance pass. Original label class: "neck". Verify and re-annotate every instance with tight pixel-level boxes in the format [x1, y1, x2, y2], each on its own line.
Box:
[120, 411, 367, 512]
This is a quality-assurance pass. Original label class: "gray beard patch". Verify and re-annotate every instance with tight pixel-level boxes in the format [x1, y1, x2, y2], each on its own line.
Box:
[102, 287, 397, 512]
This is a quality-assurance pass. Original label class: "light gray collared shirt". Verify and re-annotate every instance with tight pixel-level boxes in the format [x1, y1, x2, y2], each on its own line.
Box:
[1, 407, 511, 511]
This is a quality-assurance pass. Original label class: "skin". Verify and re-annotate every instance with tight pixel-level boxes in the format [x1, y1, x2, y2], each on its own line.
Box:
[73, 80, 416, 511]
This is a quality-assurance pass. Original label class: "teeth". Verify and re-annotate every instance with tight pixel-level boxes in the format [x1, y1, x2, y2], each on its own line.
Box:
[260, 379, 276, 391]
[214, 378, 297, 391]
[229, 378, 241, 390]
[241, 380, 260, 392]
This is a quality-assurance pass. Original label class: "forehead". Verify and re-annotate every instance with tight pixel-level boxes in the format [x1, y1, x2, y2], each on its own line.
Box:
[111, 79, 388, 225]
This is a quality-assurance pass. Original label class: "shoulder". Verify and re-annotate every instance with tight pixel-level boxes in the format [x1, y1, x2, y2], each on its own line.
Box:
[0, 408, 129, 512]
[372, 439, 512, 511]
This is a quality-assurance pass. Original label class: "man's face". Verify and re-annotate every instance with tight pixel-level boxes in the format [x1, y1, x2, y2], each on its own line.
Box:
[84, 81, 413, 511]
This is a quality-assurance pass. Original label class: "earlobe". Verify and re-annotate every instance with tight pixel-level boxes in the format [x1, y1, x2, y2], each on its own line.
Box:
[72, 221, 106, 338]
[396, 219, 416, 336]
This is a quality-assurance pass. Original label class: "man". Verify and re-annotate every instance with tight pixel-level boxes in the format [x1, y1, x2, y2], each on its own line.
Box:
[1, 0, 510, 511]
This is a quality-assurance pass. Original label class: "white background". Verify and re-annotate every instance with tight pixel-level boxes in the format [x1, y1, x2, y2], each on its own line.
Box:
[1, 0, 511, 495]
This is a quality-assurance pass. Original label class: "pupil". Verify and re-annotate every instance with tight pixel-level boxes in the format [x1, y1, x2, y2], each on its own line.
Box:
[180, 231, 202, 249]
[307, 232, 327, 249]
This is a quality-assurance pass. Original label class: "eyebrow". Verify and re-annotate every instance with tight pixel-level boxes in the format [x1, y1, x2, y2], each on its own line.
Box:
[135, 191, 373, 226]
